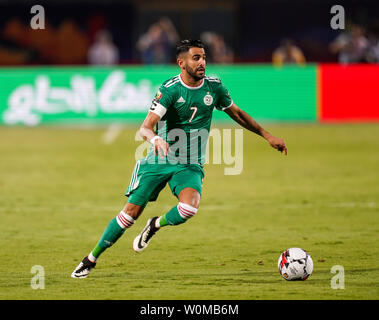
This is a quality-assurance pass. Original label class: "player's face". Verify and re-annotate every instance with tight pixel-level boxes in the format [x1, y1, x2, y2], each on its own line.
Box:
[180, 47, 206, 81]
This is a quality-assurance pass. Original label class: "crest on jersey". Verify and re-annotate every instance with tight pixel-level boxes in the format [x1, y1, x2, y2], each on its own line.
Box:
[203, 93, 213, 106]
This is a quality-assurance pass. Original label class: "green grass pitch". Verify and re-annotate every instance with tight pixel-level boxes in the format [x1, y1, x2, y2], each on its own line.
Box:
[0, 123, 378, 300]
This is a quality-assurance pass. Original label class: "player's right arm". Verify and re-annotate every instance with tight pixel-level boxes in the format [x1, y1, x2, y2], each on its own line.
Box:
[139, 84, 174, 158]
[139, 112, 170, 159]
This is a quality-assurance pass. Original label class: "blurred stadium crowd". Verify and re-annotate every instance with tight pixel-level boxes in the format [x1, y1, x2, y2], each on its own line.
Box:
[0, 0, 378, 66]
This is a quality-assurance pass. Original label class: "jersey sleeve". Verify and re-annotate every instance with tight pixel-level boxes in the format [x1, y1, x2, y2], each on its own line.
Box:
[215, 82, 233, 111]
[149, 84, 175, 118]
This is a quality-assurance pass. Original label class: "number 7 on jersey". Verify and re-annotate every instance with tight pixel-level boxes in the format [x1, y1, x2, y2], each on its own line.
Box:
[189, 106, 198, 123]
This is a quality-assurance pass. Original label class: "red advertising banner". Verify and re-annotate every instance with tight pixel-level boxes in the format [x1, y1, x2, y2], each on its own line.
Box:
[319, 64, 379, 122]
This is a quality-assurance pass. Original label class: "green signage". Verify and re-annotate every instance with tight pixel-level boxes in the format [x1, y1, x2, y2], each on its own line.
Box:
[0, 65, 316, 126]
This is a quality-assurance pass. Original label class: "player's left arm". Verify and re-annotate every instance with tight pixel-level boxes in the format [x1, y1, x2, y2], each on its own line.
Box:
[224, 103, 287, 155]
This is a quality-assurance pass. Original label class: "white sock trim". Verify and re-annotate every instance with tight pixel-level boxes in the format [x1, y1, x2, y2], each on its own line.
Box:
[88, 252, 97, 263]
[116, 210, 135, 229]
[177, 202, 198, 219]
[155, 217, 161, 228]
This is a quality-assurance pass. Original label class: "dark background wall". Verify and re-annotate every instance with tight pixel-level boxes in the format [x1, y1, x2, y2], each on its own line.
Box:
[0, 0, 378, 64]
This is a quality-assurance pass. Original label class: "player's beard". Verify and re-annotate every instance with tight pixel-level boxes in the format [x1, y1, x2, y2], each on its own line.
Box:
[185, 64, 205, 82]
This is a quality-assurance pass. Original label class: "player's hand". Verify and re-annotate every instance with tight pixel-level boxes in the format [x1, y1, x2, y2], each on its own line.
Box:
[267, 135, 287, 155]
[153, 137, 170, 158]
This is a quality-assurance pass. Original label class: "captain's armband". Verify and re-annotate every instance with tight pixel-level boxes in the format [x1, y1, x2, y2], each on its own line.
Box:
[149, 100, 167, 118]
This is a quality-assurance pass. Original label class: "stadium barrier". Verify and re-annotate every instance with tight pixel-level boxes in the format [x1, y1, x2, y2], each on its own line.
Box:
[0, 64, 377, 126]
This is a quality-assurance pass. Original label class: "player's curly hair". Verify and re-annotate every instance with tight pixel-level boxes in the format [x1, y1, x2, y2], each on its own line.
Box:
[176, 39, 205, 58]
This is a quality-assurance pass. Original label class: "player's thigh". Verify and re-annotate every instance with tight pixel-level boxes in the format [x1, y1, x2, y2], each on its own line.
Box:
[168, 165, 204, 206]
[125, 161, 171, 207]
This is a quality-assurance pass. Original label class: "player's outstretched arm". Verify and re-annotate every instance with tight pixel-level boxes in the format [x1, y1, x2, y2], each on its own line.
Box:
[139, 112, 170, 158]
[224, 103, 287, 155]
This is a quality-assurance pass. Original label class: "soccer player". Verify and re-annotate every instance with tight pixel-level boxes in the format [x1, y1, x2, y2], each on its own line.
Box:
[72, 39, 287, 278]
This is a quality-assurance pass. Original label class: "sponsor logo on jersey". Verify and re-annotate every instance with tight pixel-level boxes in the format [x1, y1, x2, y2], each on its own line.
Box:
[177, 96, 185, 103]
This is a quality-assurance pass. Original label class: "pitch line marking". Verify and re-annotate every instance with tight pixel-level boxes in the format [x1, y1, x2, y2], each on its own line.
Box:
[102, 123, 124, 145]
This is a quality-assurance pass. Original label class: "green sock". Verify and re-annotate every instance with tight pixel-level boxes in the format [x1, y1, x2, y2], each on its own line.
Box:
[90, 217, 125, 260]
[89, 212, 135, 261]
[158, 214, 169, 227]
[158, 205, 187, 227]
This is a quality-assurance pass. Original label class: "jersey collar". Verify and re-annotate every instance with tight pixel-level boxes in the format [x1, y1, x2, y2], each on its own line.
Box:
[179, 74, 204, 90]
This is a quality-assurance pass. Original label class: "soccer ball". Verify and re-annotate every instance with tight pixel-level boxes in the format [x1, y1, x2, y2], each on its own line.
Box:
[278, 248, 313, 281]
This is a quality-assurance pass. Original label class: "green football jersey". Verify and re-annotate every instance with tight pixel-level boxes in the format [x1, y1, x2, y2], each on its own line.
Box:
[147, 74, 233, 165]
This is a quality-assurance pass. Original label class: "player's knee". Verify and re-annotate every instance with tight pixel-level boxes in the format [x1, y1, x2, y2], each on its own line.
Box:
[178, 188, 201, 209]
[123, 202, 145, 220]
[177, 202, 198, 221]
